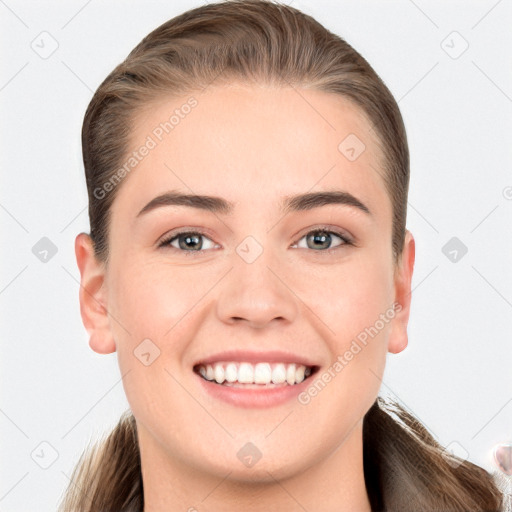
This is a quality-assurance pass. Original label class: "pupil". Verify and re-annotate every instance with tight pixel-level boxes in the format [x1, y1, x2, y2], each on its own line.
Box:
[309, 231, 330, 250]
[180, 234, 201, 250]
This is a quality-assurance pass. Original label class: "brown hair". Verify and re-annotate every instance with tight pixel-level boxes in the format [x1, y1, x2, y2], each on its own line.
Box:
[61, 0, 504, 510]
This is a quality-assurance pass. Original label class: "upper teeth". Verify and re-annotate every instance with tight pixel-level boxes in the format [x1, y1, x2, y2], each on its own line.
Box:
[196, 362, 312, 385]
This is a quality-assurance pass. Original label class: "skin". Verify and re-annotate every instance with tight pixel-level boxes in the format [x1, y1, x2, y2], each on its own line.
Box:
[75, 83, 415, 511]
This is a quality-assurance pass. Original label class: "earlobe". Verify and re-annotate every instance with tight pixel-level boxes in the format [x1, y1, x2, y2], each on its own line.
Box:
[388, 230, 415, 355]
[75, 233, 116, 354]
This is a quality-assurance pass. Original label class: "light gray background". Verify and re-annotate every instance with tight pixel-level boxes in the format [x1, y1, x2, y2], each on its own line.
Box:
[1, 1, 511, 510]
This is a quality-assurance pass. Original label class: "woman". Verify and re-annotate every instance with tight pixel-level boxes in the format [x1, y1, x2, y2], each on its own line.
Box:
[60, 0, 505, 510]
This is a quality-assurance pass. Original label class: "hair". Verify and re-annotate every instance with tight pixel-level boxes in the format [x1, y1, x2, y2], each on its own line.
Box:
[61, 0, 505, 510]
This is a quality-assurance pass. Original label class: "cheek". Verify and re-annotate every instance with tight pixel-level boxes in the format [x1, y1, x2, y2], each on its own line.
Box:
[301, 253, 394, 412]
[105, 260, 198, 399]
[297, 260, 393, 431]
[108, 259, 197, 334]
[107, 262, 200, 431]
[300, 254, 394, 342]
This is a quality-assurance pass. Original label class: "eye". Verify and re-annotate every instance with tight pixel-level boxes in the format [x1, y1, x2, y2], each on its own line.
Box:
[158, 226, 353, 254]
[291, 227, 353, 252]
[158, 230, 218, 253]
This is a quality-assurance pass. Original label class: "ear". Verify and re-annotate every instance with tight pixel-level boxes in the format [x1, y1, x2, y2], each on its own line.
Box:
[388, 229, 415, 354]
[74, 233, 116, 354]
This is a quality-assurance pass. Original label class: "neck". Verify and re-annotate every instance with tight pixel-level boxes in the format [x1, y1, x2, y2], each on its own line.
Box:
[140, 419, 372, 512]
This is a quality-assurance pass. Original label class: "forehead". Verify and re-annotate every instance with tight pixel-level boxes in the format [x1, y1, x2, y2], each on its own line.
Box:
[113, 84, 389, 222]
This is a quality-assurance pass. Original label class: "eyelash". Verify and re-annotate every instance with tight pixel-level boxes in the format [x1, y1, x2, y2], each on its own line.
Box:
[157, 226, 354, 256]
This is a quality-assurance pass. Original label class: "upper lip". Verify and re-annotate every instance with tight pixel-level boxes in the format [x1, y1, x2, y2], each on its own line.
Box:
[193, 350, 319, 368]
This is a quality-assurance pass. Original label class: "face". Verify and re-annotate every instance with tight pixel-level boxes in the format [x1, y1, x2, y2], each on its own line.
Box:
[76, 83, 414, 483]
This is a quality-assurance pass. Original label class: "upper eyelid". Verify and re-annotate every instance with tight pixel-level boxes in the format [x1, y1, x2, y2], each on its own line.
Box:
[159, 229, 216, 245]
[292, 229, 353, 249]
[294, 225, 352, 242]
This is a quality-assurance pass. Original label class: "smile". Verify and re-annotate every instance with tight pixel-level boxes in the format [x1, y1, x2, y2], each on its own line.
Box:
[193, 361, 318, 386]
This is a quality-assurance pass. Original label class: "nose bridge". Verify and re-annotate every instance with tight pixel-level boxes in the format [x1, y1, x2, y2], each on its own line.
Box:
[215, 228, 298, 328]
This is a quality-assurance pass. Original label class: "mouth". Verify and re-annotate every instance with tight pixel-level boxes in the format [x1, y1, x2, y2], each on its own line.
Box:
[193, 361, 320, 388]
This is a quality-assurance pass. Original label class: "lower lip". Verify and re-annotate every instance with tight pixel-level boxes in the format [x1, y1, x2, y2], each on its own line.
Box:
[194, 371, 314, 409]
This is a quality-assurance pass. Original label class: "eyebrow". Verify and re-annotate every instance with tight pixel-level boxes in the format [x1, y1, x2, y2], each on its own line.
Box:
[136, 189, 371, 218]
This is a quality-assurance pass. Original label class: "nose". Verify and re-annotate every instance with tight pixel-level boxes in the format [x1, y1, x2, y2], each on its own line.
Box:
[216, 251, 298, 329]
